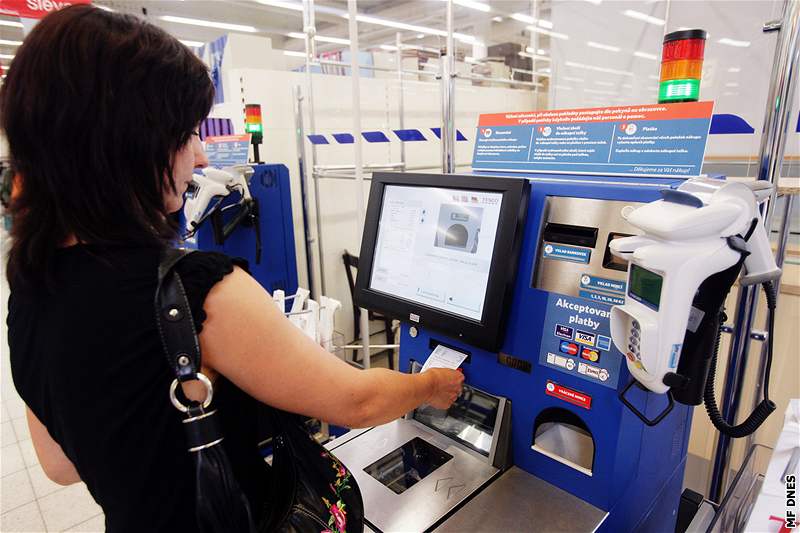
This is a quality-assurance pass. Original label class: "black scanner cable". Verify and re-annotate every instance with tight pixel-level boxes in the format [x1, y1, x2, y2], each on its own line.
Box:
[700, 218, 776, 438]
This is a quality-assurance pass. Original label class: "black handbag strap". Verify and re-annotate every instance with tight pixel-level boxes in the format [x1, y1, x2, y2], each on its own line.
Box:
[155, 248, 202, 383]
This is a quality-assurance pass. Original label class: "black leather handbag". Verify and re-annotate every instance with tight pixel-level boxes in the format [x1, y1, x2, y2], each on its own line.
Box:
[155, 248, 364, 533]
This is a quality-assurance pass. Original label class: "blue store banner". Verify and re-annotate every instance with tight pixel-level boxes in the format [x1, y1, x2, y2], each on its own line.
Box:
[473, 101, 713, 177]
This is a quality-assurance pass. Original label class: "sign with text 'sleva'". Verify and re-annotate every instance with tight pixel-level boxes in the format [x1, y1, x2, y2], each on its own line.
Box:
[0, 0, 91, 19]
[472, 101, 713, 177]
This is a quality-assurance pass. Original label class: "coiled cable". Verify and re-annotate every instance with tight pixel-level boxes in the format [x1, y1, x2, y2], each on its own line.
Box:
[703, 281, 777, 438]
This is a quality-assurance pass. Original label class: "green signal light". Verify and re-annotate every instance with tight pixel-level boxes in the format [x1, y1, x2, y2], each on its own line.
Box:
[246, 123, 263, 134]
[658, 78, 700, 103]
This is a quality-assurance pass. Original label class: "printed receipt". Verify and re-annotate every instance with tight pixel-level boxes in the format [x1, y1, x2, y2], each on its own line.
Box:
[421, 344, 468, 372]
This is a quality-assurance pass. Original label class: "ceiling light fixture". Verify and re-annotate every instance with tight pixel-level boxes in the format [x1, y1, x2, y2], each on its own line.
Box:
[727, 66, 741, 73]
[526, 26, 569, 40]
[0, 39, 23, 46]
[380, 44, 398, 51]
[583, 0, 602, 4]
[160, 15, 258, 33]
[725, 82, 739, 87]
[254, 0, 303, 12]
[562, 76, 584, 82]
[492, 16, 503, 22]
[596, 80, 615, 87]
[633, 51, 658, 60]
[283, 50, 306, 57]
[622, 10, 665, 26]
[718, 37, 750, 47]
[0, 20, 24, 28]
[0, 53, 14, 59]
[180, 39, 205, 48]
[587, 41, 621, 52]
[450, 0, 491, 13]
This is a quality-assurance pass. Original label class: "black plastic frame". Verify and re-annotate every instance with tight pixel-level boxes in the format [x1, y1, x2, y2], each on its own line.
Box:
[355, 172, 529, 352]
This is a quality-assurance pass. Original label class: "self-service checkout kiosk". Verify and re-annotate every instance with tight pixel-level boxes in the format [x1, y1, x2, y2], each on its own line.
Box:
[328, 170, 744, 532]
[182, 163, 299, 296]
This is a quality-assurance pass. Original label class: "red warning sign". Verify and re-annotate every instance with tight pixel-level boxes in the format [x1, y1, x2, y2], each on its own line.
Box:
[545, 381, 592, 410]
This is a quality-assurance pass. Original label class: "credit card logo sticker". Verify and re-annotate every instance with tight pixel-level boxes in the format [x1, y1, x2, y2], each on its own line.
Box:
[576, 330, 596, 347]
[581, 347, 600, 362]
[554, 324, 574, 340]
[560, 342, 579, 356]
[596, 335, 611, 351]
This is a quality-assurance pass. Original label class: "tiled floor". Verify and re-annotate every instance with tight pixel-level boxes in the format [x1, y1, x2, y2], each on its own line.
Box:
[1, 230, 105, 532]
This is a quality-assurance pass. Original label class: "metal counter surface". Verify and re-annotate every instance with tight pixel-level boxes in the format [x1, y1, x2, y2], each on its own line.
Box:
[434, 467, 608, 532]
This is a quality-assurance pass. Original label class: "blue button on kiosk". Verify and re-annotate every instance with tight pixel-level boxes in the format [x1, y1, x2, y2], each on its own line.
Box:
[333, 170, 695, 532]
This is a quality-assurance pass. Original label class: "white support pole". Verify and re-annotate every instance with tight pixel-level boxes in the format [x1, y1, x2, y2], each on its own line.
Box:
[348, 0, 372, 370]
[441, 0, 456, 173]
[303, 0, 325, 301]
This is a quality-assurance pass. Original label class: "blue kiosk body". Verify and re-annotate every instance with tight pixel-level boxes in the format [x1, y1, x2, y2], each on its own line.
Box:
[189, 163, 299, 296]
[395, 172, 695, 532]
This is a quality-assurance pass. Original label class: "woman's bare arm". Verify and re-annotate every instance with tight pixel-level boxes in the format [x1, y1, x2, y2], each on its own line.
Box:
[199, 267, 463, 428]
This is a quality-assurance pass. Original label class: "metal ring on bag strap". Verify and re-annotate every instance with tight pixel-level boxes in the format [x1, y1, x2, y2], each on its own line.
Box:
[169, 372, 214, 413]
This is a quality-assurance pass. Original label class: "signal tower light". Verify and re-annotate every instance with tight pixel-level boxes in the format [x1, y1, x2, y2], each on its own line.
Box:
[245, 104, 263, 163]
[659, 29, 707, 103]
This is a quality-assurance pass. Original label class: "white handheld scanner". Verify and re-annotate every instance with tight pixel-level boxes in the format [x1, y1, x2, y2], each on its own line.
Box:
[609, 179, 780, 395]
[183, 166, 253, 236]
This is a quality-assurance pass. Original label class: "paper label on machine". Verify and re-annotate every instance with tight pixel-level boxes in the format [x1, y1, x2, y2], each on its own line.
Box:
[539, 294, 622, 389]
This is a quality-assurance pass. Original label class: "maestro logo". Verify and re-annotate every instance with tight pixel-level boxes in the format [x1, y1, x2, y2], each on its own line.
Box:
[480, 127, 493, 138]
[538, 125, 553, 137]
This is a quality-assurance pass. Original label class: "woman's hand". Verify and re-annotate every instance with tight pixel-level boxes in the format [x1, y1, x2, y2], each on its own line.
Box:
[424, 369, 465, 409]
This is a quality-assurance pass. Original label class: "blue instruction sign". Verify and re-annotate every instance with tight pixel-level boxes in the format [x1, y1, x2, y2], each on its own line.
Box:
[473, 101, 713, 177]
[205, 134, 251, 168]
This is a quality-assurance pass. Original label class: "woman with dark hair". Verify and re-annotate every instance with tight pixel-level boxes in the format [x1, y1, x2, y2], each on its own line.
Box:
[2, 5, 463, 532]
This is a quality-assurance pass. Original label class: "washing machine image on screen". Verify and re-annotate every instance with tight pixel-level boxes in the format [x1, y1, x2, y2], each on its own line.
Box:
[434, 204, 483, 254]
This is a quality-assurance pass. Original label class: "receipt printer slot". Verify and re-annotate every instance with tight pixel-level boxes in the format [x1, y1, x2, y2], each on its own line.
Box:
[542, 222, 598, 248]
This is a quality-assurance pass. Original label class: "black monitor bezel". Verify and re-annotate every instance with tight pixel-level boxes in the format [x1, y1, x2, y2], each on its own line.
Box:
[355, 172, 528, 352]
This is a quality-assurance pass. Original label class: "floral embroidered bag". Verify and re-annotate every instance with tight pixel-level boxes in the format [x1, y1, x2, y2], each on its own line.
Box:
[260, 408, 364, 533]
